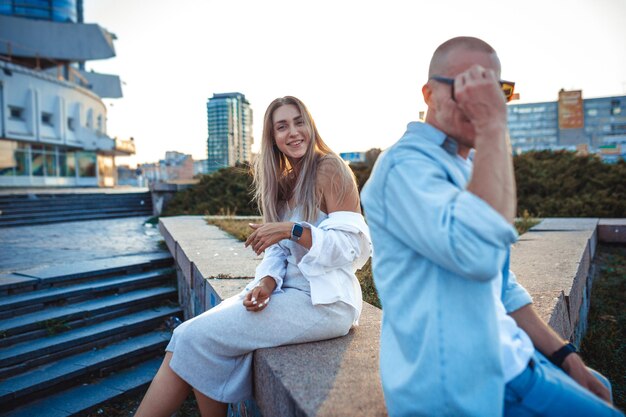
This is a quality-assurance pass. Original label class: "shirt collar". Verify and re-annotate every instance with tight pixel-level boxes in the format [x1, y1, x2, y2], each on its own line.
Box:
[407, 121, 461, 157]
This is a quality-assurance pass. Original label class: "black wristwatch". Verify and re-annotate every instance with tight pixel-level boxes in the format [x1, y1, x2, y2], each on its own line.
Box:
[290, 222, 303, 242]
[549, 342, 577, 369]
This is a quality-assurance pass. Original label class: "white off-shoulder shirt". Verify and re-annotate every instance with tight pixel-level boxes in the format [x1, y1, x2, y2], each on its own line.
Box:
[243, 209, 372, 324]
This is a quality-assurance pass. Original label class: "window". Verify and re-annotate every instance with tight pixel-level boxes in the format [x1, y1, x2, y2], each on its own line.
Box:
[9, 106, 24, 120]
[77, 152, 97, 177]
[587, 109, 598, 117]
[67, 117, 75, 131]
[31, 146, 45, 176]
[96, 115, 103, 133]
[611, 100, 621, 115]
[66, 152, 76, 177]
[42, 112, 54, 126]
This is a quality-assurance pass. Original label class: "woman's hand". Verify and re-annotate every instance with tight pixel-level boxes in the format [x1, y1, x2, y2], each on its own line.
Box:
[245, 222, 292, 255]
[242, 276, 277, 312]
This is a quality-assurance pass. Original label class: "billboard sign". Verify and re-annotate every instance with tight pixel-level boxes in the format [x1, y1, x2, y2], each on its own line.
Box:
[558, 90, 584, 129]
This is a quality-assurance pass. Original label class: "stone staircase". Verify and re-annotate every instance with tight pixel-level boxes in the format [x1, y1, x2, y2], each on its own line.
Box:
[0, 253, 181, 416]
[0, 192, 153, 228]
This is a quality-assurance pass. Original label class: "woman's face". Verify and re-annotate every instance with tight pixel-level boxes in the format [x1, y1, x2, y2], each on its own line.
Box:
[272, 104, 310, 162]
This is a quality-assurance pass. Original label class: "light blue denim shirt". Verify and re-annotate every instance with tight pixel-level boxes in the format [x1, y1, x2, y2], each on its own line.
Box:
[361, 122, 532, 417]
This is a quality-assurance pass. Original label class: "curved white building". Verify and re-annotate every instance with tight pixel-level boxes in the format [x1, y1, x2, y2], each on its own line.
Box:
[0, 1, 134, 187]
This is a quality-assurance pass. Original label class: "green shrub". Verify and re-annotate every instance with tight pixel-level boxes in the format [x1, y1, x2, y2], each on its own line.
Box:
[162, 163, 258, 216]
[515, 151, 626, 217]
[163, 150, 625, 219]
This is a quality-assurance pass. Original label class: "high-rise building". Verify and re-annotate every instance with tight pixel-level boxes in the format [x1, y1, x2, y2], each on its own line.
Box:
[206, 92, 253, 173]
[0, 0, 134, 187]
[508, 90, 626, 162]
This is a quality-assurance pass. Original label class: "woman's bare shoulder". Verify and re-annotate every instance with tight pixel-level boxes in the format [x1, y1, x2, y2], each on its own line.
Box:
[316, 154, 360, 213]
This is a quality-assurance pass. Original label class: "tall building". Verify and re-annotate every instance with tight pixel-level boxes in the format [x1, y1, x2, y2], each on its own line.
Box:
[0, 0, 134, 187]
[508, 90, 626, 161]
[206, 92, 253, 173]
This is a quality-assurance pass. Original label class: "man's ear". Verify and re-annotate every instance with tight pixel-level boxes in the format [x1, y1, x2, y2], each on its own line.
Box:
[422, 83, 432, 106]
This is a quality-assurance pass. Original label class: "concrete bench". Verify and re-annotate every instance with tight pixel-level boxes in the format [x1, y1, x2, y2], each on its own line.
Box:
[159, 215, 625, 416]
[511, 218, 626, 345]
[159, 216, 386, 417]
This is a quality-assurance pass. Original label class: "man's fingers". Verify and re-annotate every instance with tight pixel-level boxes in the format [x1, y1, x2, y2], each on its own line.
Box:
[591, 380, 611, 403]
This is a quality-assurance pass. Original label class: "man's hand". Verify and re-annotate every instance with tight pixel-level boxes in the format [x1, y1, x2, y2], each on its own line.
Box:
[454, 64, 507, 136]
[562, 353, 613, 404]
[242, 276, 276, 312]
[244, 222, 292, 255]
[511, 305, 614, 404]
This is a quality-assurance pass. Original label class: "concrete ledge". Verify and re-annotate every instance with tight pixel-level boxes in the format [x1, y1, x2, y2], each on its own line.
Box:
[158, 216, 256, 318]
[161, 215, 625, 416]
[598, 219, 626, 243]
[513, 217, 625, 345]
[159, 216, 386, 416]
[254, 303, 385, 417]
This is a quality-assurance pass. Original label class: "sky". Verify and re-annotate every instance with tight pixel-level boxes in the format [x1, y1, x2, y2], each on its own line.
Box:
[84, 0, 626, 168]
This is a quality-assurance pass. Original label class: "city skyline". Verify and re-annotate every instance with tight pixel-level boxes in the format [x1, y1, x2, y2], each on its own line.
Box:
[84, 0, 626, 168]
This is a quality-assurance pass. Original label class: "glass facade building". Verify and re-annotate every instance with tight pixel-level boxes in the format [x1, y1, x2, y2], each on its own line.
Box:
[206, 92, 253, 173]
[0, 0, 130, 187]
[0, 0, 79, 22]
[508, 92, 626, 161]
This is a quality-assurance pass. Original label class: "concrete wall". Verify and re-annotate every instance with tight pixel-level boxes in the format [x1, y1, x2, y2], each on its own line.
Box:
[160, 216, 625, 416]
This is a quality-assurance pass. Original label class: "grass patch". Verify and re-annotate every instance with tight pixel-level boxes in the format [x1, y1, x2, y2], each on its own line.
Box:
[514, 210, 540, 235]
[143, 216, 159, 226]
[206, 217, 261, 242]
[42, 318, 70, 336]
[580, 243, 626, 411]
[157, 239, 168, 251]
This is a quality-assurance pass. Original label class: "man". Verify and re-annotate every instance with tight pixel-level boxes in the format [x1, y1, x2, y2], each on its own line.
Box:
[361, 37, 622, 417]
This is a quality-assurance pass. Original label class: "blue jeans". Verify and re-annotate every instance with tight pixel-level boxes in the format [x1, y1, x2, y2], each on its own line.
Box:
[505, 351, 624, 417]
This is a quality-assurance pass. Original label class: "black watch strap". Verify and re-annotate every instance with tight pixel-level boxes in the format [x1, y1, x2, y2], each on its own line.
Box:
[549, 342, 577, 369]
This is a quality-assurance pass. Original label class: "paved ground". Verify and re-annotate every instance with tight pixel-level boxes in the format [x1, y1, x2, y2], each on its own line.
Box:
[0, 216, 165, 274]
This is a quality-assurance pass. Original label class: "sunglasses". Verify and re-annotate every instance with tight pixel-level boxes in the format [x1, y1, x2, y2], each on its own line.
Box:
[430, 76, 516, 103]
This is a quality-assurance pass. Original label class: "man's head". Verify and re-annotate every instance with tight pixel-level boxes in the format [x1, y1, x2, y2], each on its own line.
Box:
[423, 37, 502, 150]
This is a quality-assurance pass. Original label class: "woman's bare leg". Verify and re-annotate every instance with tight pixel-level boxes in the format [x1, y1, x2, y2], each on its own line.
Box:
[194, 389, 229, 417]
[135, 352, 191, 417]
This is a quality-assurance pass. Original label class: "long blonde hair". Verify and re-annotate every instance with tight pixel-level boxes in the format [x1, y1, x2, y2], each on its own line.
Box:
[253, 96, 348, 223]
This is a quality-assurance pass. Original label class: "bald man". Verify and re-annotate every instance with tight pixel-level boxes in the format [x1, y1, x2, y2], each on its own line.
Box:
[361, 37, 622, 417]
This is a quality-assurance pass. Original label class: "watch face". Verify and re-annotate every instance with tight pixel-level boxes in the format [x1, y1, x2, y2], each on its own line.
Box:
[292, 223, 303, 239]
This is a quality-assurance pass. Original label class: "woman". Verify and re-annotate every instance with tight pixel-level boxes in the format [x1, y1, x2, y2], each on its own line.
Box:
[135, 96, 371, 417]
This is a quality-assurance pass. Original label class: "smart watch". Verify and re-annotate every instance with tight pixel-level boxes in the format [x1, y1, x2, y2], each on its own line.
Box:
[290, 222, 303, 242]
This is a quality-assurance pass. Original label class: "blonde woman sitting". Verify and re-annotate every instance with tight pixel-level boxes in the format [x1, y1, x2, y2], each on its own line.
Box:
[135, 96, 371, 417]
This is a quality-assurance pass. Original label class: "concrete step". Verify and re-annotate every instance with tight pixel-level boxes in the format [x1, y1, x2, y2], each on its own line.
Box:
[0, 332, 169, 410]
[0, 200, 152, 219]
[0, 202, 152, 216]
[0, 305, 181, 377]
[0, 211, 153, 228]
[0, 192, 151, 204]
[0, 267, 175, 316]
[0, 357, 161, 417]
[0, 192, 152, 204]
[0, 286, 177, 339]
[0, 192, 153, 228]
[0, 253, 173, 294]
